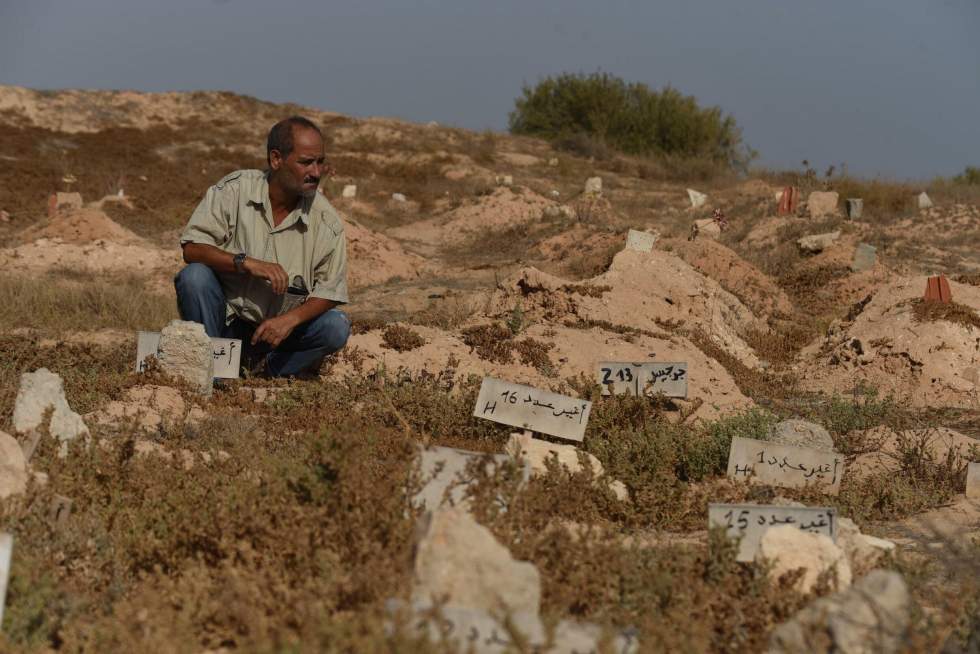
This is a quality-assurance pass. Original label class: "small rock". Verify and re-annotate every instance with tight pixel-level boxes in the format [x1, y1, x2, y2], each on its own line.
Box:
[584, 177, 602, 196]
[12, 368, 89, 456]
[341, 184, 357, 199]
[917, 191, 933, 209]
[391, 193, 407, 203]
[543, 205, 562, 218]
[767, 419, 836, 452]
[507, 432, 629, 501]
[837, 518, 896, 573]
[0, 430, 29, 499]
[807, 191, 839, 218]
[157, 320, 214, 396]
[501, 175, 513, 186]
[769, 569, 910, 653]
[625, 229, 659, 253]
[845, 198, 863, 219]
[687, 188, 707, 208]
[549, 189, 560, 198]
[797, 230, 842, 254]
[757, 525, 852, 594]
[413, 507, 541, 615]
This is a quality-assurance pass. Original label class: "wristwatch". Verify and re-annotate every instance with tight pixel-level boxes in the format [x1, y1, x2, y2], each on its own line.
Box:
[233, 252, 247, 274]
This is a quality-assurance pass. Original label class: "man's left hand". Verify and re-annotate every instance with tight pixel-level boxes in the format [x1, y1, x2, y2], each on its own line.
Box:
[251, 314, 297, 348]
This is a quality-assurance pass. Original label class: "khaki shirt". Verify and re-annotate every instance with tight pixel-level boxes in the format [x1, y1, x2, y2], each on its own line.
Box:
[180, 169, 349, 325]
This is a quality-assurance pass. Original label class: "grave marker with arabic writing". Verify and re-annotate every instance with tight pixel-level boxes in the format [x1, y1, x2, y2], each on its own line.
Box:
[597, 362, 688, 398]
[473, 377, 591, 442]
[708, 503, 838, 562]
[726, 436, 844, 495]
[136, 331, 242, 379]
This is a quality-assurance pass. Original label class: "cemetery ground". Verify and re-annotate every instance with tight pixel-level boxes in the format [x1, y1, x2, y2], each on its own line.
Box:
[1, 85, 980, 651]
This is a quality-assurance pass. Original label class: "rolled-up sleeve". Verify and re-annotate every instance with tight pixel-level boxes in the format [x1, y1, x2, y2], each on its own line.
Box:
[311, 225, 349, 304]
[179, 183, 236, 248]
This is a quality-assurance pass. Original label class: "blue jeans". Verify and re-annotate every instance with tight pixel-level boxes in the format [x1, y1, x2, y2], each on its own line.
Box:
[174, 263, 350, 377]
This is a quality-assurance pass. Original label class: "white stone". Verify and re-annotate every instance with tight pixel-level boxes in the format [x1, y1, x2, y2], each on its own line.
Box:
[836, 517, 896, 573]
[391, 193, 407, 202]
[757, 525, 852, 594]
[0, 431, 28, 499]
[12, 368, 89, 456]
[414, 445, 525, 511]
[584, 177, 602, 196]
[543, 205, 561, 218]
[769, 570, 910, 653]
[917, 191, 933, 209]
[549, 189, 560, 198]
[157, 320, 214, 396]
[341, 184, 357, 199]
[624, 229, 659, 253]
[413, 507, 541, 615]
[502, 175, 513, 186]
[797, 231, 842, 254]
[507, 432, 628, 501]
[687, 188, 707, 208]
[767, 419, 835, 452]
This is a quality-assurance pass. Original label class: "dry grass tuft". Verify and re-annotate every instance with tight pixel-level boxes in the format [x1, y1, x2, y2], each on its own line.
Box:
[911, 298, 980, 330]
[381, 324, 426, 352]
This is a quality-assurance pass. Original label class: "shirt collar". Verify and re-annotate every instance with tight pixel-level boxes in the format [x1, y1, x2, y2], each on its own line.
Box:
[249, 172, 312, 227]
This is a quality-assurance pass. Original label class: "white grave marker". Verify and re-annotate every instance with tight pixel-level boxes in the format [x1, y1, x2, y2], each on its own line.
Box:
[473, 377, 591, 442]
[966, 462, 980, 499]
[598, 362, 688, 398]
[687, 188, 707, 208]
[0, 533, 12, 627]
[415, 445, 528, 511]
[625, 229, 658, 253]
[727, 436, 844, 495]
[708, 503, 838, 562]
[136, 331, 242, 379]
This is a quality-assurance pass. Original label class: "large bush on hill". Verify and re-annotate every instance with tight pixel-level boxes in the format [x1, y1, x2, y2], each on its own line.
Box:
[509, 72, 749, 168]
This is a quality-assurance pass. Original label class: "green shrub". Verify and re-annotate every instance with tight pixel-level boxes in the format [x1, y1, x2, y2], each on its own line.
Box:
[508, 72, 750, 169]
[954, 166, 980, 185]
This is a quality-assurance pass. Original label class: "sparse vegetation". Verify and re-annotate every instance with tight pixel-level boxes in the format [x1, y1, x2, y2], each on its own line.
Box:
[911, 298, 980, 330]
[381, 324, 426, 352]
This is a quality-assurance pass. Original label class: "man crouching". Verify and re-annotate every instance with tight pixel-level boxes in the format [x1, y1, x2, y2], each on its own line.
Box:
[174, 116, 350, 377]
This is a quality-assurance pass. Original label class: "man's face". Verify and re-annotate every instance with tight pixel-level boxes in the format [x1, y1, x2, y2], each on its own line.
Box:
[270, 126, 325, 198]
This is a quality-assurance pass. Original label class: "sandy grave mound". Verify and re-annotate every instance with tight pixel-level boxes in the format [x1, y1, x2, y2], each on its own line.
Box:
[389, 186, 553, 248]
[663, 238, 794, 319]
[482, 249, 764, 368]
[342, 214, 430, 289]
[799, 276, 980, 407]
[17, 207, 145, 245]
[847, 426, 979, 480]
[789, 233, 894, 309]
[330, 323, 752, 422]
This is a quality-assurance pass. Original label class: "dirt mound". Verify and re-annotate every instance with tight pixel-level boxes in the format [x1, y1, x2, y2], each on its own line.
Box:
[848, 426, 979, 480]
[799, 277, 980, 407]
[342, 214, 430, 289]
[330, 322, 752, 422]
[483, 249, 765, 368]
[389, 186, 553, 248]
[17, 207, 145, 245]
[663, 237, 794, 319]
[0, 237, 181, 276]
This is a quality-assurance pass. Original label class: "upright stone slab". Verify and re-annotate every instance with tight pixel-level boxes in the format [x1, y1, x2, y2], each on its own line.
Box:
[12, 368, 89, 455]
[727, 436, 844, 494]
[967, 462, 980, 499]
[341, 184, 357, 199]
[767, 419, 835, 452]
[625, 229, 658, 252]
[845, 198, 863, 219]
[0, 431, 28, 499]
[917, 192, 933, 209]
[851, 243, 877, 272]
[807, 191, 839, 218]
[158, 320, 214, 396]
[583, 177, 602, 196]
[473, 377, 591, 442]
[797, 231, 841, 254]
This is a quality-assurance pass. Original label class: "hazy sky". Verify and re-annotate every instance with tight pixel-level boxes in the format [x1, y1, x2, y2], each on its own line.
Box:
[2, 0, 978, 178]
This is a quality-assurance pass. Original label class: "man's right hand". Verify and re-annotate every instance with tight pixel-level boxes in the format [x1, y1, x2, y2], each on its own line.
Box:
[243, 258, 289, 295]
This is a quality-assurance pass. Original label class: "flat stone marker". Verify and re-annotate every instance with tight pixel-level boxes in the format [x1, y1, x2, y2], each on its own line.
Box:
[846, 198, 863, 219]
[918, 192, 933, 209]
[137, 331, 242, 379]
[624, 229, 658, 253]
[727, 436, 844, 495]
[851, 243, 877, 272]
[473, 377, 591, 442]
[0, 533, 12, 627]
[597, 362, 688, 398]
[709, 503, 838, 562]
[414, 445, 527, 511]
[967, 463, 980, 499]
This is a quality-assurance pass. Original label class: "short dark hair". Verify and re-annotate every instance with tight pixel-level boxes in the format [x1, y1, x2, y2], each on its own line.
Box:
[267, 116, 322, 165]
